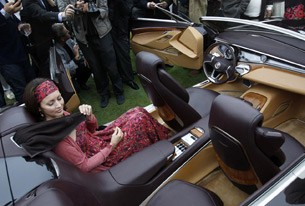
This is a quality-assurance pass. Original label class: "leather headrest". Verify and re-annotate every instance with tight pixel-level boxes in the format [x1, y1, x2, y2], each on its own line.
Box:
[255, 127, 285, 157]
[209, 95, 263, 142]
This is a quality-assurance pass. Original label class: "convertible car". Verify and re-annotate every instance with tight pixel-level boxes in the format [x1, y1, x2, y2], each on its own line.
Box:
[1, 16, 305, 206]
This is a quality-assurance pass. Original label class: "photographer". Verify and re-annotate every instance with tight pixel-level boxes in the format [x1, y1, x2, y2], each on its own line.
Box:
[57, 0, 125, 108]
[52, 23, 92, 92]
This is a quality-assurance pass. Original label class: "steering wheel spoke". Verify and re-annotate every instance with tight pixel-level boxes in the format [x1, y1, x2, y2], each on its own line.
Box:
[204, 53, 214, 63]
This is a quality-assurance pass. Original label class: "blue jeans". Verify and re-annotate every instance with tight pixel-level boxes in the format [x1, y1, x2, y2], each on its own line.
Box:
[0, 62, 33, 107]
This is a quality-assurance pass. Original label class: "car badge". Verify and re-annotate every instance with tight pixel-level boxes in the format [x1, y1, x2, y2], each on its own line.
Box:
[214, 62, 221, 69]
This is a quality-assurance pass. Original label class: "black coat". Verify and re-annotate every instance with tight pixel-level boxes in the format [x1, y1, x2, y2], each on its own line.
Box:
[0, 3, 28, 65]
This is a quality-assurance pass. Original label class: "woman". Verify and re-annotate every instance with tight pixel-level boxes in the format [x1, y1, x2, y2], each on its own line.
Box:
[23, 78, 171, 173]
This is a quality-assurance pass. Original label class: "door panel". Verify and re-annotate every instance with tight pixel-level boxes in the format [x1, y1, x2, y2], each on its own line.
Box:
[131, 20, 204, 70]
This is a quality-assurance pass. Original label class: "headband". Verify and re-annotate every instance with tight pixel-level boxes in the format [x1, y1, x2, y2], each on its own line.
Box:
[34, 80, 59, 103]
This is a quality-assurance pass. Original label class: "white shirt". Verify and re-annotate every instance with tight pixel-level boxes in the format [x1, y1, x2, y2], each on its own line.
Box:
[244, 0, 262, 18]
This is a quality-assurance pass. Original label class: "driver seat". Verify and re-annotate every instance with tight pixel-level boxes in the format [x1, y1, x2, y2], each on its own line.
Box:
[136, 51, 219, 131]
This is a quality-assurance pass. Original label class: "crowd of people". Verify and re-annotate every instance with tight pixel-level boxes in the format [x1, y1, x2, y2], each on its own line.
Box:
[2, 0, 305, 112]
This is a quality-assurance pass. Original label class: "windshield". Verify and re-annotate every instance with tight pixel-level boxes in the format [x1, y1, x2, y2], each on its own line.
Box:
[200, 16, 305, 41]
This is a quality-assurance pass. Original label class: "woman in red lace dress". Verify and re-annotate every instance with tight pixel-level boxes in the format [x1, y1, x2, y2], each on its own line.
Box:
[24, 78, 171, 173]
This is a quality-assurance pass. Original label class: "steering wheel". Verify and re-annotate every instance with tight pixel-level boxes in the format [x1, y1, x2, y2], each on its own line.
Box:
[203, 42, 237, 84]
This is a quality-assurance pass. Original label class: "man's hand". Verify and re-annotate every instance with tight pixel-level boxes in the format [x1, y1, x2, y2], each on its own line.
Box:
[61, 4, 75, 20]
[156, 1, 168, 8]
[3, 0, 22, 15]
[72, 43, 80, 59]
[147, 1, 157, 9]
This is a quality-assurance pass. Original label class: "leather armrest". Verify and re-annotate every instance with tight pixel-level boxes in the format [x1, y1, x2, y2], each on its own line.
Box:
[109, 140, 175, 185]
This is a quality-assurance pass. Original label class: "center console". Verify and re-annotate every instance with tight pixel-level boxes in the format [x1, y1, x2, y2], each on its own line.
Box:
[241, 84, 296, 127]
[173, 127, 205, 160]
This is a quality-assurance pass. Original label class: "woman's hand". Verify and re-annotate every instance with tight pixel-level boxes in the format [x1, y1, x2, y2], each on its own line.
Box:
[110, 127, 123, 148]
[78, 104, 93, 119]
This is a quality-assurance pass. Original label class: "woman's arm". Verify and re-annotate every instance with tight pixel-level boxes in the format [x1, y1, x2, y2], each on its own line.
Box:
[54, 139, 113, 172]
[79, 104, 98, 133]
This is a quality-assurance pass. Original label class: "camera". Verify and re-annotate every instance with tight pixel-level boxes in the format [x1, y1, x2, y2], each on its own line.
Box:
[73, 7, 83, 14]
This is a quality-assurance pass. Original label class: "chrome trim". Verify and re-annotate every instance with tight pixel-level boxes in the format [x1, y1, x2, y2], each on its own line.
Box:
[10, 136, 22, 148]
[235, 64, 251, 76]
[50, 158, 60, 177]
[200, 16, 305, 41]
[136, 17, 192, 26]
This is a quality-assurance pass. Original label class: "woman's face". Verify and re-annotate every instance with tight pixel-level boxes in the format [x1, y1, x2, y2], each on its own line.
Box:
[39, 90, 65, 121]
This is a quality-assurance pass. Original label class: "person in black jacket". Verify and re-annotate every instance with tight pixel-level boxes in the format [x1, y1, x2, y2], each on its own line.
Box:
[108, 0, 139, 90]
[0, 0, 35, 111]
[20, 0, 74, 78]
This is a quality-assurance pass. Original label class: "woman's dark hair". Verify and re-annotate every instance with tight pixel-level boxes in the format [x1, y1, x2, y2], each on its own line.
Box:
[23, 78, 52, 121]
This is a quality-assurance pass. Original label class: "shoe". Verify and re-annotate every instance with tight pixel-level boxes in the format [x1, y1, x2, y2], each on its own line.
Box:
[100, 95, 110, 108]
[116, 94, 125, 105]
[126, 81, 139, 90]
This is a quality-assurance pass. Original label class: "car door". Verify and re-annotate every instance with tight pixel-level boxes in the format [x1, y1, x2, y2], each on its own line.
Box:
[131, 18, 205, 70]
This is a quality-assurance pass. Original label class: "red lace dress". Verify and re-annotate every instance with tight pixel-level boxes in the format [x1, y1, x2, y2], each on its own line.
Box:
[53, 107, 171, 173]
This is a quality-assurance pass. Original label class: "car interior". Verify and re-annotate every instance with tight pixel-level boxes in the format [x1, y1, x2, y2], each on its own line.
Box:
[135, 51, 305, 205]
[131, 17, 305, 204]
[2, 17, 305, 206]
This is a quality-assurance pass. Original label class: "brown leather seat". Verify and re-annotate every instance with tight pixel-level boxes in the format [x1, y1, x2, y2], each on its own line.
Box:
[136, 51, 219, 131]
[147, 180, 223, 206]
[209, 94, 305, 194]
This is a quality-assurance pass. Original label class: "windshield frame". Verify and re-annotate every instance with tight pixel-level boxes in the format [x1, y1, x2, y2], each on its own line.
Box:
[200, 16, 305, 42]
